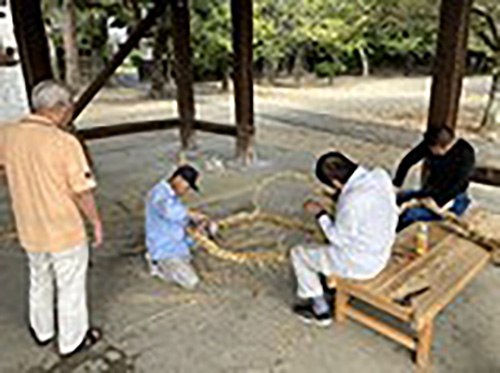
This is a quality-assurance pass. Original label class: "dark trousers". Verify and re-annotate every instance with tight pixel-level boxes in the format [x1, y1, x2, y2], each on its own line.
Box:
[396, 191, 471, 232]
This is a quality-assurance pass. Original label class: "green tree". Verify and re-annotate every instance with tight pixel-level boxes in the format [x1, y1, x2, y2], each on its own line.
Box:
[192, 0, 232, 89]
[470, 1, 500, 131]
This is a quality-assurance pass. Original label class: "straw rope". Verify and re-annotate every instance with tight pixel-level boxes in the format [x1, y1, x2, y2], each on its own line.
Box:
[188, 210, 322, 265]
[186, 171, 328, 265]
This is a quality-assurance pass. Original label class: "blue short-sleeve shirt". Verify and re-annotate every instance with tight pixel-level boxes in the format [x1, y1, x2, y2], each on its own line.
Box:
[145, 180, 194, 260]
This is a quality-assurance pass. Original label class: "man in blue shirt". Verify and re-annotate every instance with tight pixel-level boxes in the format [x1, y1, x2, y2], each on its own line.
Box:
[145, 165, 205, 289]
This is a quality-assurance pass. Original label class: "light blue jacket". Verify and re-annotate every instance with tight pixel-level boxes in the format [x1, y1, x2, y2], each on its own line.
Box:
[145, 180, 194, 261]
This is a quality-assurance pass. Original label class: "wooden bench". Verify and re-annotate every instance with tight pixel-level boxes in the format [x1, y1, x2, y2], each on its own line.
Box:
[334, 226, 490, 371]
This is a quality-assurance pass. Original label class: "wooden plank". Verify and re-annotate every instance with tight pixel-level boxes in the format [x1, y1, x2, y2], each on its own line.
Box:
[194, 120, 238, 137]
[413, 239, 490, 329]
[345, 306, 417, 351]
[73, 1, 167, 120]
[78, 119, 180, 140]
[341, 282, 413, 322]
[172, 0, 196, 149]
[377, 235, 458, 297]
[347, 260, 407, 294]
[77, 119, 237, 140]
[427, 0, 472, 132]
[358, 226, 450, 293]
[471, 167, 500, 187]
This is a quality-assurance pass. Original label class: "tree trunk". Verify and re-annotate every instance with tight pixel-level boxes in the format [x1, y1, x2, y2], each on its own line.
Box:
[150, 12, 169, 99]
[266, 60, 276, 85]
[480, 70, 500, 131]
[63, 0, 80, 90]
[293, 47, 305, 86]
[89, 12, 106, 82]
[358, 47, 370, 77]
[165, 48, 172, 84]
[221, 55, 229, 91]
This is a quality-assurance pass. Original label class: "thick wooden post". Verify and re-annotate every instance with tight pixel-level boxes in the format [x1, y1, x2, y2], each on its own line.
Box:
[10, 0, 53, 108]
[427, 0, 472, 132]
[231, 0, 255, 163]
[172, 0, 196, 150]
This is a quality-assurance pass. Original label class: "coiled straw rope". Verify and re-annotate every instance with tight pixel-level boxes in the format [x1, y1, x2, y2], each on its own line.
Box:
[189, 171, 327, 265]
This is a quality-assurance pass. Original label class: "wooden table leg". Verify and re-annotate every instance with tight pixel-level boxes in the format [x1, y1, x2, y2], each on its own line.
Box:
[416, 321, 434, 371]
[335, 285, 349, 323]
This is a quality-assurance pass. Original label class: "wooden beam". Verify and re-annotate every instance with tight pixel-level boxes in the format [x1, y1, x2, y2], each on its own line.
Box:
[72, 1, 167, 120]
[346, 307, 417, 351]
[78, 119, 180, 140]
[427, 0, 472, 132]
[10, 0, 53, 108]
[77, 119, 237, 140]
[470, 167, 500, 187]
[172, 0, 196, 149]
[194, 120, 238, 136]
[231, 0, 255, 163]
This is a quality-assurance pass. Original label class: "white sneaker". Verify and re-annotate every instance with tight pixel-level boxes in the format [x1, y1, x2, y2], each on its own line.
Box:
[145, 252, 166, 280]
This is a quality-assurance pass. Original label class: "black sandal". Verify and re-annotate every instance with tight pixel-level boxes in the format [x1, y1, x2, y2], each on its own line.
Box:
[61, 327, 102, 358]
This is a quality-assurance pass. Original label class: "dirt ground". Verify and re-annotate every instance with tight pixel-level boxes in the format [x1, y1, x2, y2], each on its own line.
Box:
[1, 71, 500, 373]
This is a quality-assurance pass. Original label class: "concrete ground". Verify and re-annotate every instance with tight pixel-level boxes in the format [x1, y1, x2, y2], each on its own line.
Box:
[1, 67, 500, 372]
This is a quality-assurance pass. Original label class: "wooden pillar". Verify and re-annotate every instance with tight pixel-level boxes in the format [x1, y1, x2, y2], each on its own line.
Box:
[427, 0, 472, 132]
[172, 0, 196, 150]
[10, 0, 53, 108]
[231, 0, 255, 163]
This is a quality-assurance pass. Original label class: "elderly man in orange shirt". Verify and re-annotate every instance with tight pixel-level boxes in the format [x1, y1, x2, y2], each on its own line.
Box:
[0, 80, 102, 357]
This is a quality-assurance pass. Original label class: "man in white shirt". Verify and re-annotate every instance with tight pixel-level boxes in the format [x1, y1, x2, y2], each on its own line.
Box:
[292, 152, 398, 326]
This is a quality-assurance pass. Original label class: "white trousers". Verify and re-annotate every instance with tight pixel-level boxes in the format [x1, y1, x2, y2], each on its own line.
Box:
[27, 245, 89, 354]
[146, 253, 200, 290]
[291, 245, 340, 299]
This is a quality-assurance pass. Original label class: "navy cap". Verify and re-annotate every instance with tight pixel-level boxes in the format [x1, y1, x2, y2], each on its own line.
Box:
[172, 165, 200, 192]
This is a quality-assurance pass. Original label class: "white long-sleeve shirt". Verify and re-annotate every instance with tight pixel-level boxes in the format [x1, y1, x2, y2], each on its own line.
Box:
[318, 167, 398, 280]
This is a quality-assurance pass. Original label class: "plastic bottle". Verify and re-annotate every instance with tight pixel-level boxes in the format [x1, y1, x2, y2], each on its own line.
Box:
[416, 223, 429, 255]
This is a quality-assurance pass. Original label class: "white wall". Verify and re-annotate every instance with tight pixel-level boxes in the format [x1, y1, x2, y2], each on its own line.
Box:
[0, 0, 18, 58]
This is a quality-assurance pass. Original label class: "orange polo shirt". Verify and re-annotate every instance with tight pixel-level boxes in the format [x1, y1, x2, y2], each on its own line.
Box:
[0, 115, 96, 253]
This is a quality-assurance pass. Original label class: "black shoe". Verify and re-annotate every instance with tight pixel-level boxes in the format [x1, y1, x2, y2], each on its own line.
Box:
[60, 327, 102, 358]
[28, 326, 53, 347]
[293, 303, 332, 327]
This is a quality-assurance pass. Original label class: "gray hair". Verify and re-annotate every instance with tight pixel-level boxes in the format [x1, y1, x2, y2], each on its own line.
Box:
[31, 80, 74, 110]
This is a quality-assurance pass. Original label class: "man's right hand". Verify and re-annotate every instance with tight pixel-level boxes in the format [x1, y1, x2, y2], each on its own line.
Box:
[303, 200, 324, 216]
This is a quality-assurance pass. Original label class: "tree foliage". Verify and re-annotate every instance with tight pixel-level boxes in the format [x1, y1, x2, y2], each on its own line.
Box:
[41, 0, 499, 86]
